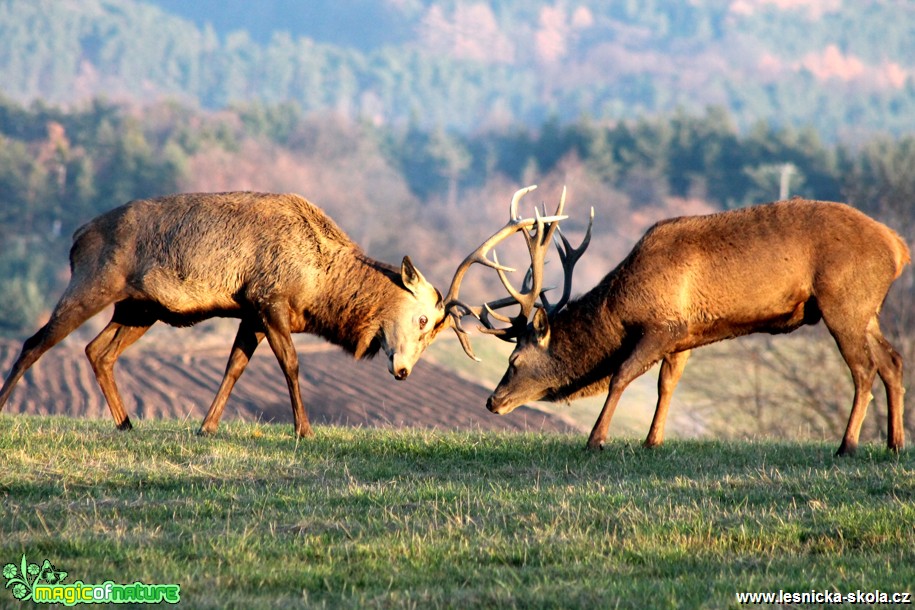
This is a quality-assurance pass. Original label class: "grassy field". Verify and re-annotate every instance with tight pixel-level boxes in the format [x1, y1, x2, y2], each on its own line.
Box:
[1, 415, 913, 609]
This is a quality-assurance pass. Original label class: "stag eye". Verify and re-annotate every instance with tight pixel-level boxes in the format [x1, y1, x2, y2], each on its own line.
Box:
[419, 315, 428, 329]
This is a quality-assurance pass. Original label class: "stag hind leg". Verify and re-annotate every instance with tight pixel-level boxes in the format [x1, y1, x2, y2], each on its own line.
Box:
[865, 318, 905, 452]
[197, 317, 266, 436]
[0, 281, 121, 412]
[85, 302, 155, 430]
[819, 261, 906, 455]
[823, 313, 881, 457]
[644, 350, 691, 448]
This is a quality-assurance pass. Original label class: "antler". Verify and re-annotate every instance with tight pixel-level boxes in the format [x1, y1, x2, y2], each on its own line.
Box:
[542, 203, 593, 314]
[444, 185, 581, 360]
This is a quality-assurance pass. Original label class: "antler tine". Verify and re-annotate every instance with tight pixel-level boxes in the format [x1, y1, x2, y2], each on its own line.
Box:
[550, 204, 594, 314]
[488, 191, 568, 333]
[491, 249, 540, 319]
[444, 185, 580, 360]
[512, 185, 567, 316]
[509, 184, 536, 221]
[444, 186, 538, 301]
[444, 185, 541, 360]
[482, 269, 555, 326]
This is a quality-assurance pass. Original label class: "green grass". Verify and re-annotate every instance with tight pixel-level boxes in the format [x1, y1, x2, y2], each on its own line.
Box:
[1, 416, 914, 609]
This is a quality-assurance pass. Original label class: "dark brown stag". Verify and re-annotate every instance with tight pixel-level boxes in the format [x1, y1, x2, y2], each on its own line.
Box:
[447, 186, 910, 456]
[0, 191, 449, 437]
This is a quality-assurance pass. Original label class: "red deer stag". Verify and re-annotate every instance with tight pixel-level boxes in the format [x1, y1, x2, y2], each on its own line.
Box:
[0, 191, 449, 437]
[445, 186, 910, 456]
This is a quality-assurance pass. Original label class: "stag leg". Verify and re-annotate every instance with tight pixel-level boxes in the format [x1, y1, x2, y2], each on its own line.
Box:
[828, 326, 878, 457]
[85, 305, 153, 430]
[644, 350, 691, 448]
[197, 318, 266, 436]
[587, 335, 666, 450]
[865, 318, 905, 452]
[261, 307, 313, 438]
[0, 284, 119, 412]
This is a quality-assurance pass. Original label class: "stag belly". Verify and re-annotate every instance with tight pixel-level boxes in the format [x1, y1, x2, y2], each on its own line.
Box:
[661, 267, 820, 349]
[128, 268, 244, 326]
[680, 291, 821, 348]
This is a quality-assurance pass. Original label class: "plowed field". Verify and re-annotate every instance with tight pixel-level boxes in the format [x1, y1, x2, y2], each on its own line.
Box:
[0, 337, 575, 433]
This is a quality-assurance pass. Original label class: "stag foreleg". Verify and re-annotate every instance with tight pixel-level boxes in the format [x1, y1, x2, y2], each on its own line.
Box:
[587, 333, 667, 450]
[197, 317, 265, 436]
[261, 306, 313, 438]
[644, 350, 691, 448]
[85, 307, 153, 430]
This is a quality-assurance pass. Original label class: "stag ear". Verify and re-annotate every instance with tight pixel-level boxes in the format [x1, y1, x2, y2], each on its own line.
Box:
[531, 307, 550, 348]
[401, 256, 426, 295]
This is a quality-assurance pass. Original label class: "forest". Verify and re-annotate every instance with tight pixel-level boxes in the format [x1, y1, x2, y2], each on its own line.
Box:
[2, 0, 915, 138]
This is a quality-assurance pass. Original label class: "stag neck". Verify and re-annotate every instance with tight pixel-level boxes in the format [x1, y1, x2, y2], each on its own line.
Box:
[540, 290, 626, 401]
[305, 248, 403, 359]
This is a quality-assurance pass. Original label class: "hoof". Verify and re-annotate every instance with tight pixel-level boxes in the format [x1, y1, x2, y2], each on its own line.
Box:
[835, 443, 857, 458]
[586, 440, 604, 451]
[116, 419, 133, 431]
[196, 427, 216, 437]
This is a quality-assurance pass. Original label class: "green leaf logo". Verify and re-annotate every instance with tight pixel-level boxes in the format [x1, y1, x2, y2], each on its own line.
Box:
[3, 555, 68, 602]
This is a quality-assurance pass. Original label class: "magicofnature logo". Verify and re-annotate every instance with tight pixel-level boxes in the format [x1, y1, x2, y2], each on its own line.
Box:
[3, 555, 180, 605]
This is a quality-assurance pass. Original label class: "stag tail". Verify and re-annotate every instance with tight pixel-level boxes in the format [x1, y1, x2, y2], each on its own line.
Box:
[890, 230, 911, 279]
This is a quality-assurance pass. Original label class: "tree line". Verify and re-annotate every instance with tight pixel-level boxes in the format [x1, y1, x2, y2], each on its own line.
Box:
[3, 0, 915, 137]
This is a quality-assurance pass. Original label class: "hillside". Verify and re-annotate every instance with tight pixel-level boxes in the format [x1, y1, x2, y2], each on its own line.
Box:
[1, 0, 913, 137]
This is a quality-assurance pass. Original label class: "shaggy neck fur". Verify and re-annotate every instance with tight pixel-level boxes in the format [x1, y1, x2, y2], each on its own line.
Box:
[542, 272, 628, 403]
[307, 249, 405, 359]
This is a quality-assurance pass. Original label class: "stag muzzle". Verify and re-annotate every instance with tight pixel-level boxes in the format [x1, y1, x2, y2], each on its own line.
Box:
[486, 392, 520, 414]
[388, 353, 411, 380]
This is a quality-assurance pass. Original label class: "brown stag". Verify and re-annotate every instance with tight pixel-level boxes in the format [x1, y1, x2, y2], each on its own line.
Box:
[0, 191, 449, 437]
[446, 186, 910, 456]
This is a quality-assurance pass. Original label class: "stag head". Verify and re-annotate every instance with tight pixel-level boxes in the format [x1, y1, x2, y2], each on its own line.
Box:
[485, 307, 557, 413]
[380, 256, 448, 380]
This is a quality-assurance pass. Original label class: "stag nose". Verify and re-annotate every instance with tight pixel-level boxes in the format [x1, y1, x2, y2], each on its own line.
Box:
[487, 393, 517, 414]
[389, 353, 411, 380]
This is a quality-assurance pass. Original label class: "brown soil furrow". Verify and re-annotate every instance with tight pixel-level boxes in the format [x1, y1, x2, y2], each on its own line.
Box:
[59, 351, 103, 418]
[115, 356, 187, 422]
[0, 339, 575, 433]
[29, 355, 58, 416]
[182, 354, 231, 389]
[0, 343, 16, 372]
[151, 352, 224, 397]
[220, 355, 294, 422]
